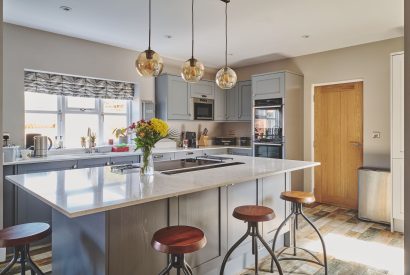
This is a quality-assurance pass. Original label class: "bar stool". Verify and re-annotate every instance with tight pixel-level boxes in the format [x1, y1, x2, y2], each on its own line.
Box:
[0, 222, 51, 275]
[270, 191, 328, 274]
[220, 205, 283, 275]
[152, 225, 207, 275]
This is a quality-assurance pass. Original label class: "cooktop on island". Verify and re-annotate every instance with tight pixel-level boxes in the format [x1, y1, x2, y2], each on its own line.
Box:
[111, 156, 245, 175]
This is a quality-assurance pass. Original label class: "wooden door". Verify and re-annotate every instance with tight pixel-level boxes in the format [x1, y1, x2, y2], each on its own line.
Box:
[314, 82, 363, 209]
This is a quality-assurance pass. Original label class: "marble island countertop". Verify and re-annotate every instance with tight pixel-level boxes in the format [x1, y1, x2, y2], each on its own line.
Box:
[3, 145, 252, 166]
[6, 155, 319, 218]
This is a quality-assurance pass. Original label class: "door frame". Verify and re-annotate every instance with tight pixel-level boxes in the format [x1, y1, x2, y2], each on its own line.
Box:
[309, 79, 364, 192]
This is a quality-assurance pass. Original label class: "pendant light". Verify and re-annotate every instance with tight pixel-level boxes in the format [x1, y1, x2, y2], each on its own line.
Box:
[136, 0, 164, 77]
[181, 0, 204, 83]
[215, 0, 237, 89]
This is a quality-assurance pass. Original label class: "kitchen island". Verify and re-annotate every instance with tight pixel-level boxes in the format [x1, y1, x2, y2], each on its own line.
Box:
[6, 155, 318, 275]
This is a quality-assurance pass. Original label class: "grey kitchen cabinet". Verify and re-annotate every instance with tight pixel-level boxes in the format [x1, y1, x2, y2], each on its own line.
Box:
[177, 188, 221, 268]
[202, 148, 229, 156]
[252, 72, 285, 99]
[156, 75, 192, 120]
[190, 80, 215, 99]
[214, 87, 227, 121]
[152, 152, 174, 162]
[238, 81, 252, 121]
[227, 181, 257, 251]
[17, 160, 78, 174]
[260, 175, 287, 240]
[226, 85, 238, 121]
[3, 165, 17, 228]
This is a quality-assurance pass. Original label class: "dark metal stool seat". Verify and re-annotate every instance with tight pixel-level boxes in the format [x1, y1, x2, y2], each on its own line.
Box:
[270, 191, 328, 274]
[220, 205, 283, 275]
[0, 222, 51, 275]
[152, 225, 207, 275]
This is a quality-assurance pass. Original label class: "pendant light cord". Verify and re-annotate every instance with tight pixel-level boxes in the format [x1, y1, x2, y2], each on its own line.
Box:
[191, 0, 195, 59]
[148, 0, 152, 50]
[225, 1, 228, 68]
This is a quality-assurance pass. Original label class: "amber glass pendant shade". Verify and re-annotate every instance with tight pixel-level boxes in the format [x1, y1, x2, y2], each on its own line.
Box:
[136, 49, 164, 77]
[181, 58, 204, 83]
[216, 66, 237, 90]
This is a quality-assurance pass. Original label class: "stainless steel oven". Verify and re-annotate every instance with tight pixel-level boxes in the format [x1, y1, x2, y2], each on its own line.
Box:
[253, 98, 284, 159]
[193, 98, 214, 120]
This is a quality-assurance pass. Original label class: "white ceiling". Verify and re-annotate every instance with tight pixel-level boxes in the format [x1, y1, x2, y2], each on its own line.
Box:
[4, 0, 404, 68]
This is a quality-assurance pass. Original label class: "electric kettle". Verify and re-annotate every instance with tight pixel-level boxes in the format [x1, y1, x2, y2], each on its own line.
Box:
[33, 136, 53, 157]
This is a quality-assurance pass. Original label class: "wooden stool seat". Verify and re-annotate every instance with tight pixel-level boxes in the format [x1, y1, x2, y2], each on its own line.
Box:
[233, 205, 275, 222]
[152, 226, 207, 255]
[280, 191, 315, 204]
[0, 223, 50, 247]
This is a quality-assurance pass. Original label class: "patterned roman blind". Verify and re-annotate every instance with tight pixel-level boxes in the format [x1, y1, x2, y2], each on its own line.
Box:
[24, 71, 135, 100]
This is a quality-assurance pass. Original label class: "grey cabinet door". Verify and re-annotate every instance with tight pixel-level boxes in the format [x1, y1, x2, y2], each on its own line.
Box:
[252, 72, 285, 99]
[190, 80, 215, 99]
[226, 86, 238, 121]
[167, 76, 192, 120]
[214, 87, 227, 121]
[238, 81, 252, 121]
[260, 175, 287, 241]
[17, 160, 78, 173]
[178, 188, 221, 268]
[3, 165, 17, 228]
[227, 181, 257, 250]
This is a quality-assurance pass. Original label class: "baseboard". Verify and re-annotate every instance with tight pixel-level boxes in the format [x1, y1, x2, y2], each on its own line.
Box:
[392, 218, 404, 233]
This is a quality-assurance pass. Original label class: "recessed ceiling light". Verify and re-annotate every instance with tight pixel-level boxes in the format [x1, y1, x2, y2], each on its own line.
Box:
[301, 35, 310, 39]
[164, 35, 172, 39]
[59, 6, 72, 12]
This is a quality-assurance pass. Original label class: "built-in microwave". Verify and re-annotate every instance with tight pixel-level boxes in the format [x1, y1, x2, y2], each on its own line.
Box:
[193, 98, 214, 120]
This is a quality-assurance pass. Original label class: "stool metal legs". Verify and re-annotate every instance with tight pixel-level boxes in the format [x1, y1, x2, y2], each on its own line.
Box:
[159, 254, 193, 275]
[270, 203, 328, 275]
[0, 245, 45, 275]
[220, 222, 283, 275]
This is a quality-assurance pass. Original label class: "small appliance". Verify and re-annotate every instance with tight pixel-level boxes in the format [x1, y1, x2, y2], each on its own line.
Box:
[214, 137, 237, 146]
[33, 136, 53, 157]
[3, 146, 20, 163]
[193, 98, 214, 120]
[184, 132, 197, 148]
[26, 133, 41, 149]
[240, 137, 251, 146]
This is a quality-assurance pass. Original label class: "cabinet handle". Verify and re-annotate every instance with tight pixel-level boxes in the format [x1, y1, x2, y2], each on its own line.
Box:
[186, 152, 194, 155]
[201, 95, 207, 98]
[154, 155, 163, 159]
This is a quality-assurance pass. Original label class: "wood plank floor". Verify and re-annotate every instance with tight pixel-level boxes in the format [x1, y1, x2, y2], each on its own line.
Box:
[0, 203, 404, 274]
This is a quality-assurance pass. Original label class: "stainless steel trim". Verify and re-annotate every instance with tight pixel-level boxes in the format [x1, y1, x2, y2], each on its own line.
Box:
[195, 117, 213, 120]
[253, 142, 284, 146]
[193, 98, 214, 104]
[253, 105, 283, 109]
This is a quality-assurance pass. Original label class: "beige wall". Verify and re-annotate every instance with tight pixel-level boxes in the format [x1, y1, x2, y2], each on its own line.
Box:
[235, 37, 404, 190]
[2, 23, 220, 146]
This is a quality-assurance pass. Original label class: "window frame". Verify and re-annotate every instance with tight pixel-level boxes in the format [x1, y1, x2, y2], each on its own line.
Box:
[25, 93, 132, 148]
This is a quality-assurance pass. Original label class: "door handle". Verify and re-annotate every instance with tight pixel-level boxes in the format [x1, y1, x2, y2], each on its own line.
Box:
[350, 142, 362, 147]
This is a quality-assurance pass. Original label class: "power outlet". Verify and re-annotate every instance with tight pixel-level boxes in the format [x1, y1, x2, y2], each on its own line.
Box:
[372, 131, 381, 139]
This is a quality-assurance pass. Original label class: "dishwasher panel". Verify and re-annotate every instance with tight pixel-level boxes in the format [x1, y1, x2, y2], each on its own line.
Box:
[358, 167, 391, 224]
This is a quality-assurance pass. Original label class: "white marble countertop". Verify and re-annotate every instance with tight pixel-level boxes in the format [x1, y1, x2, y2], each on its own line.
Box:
[6, 155, 319, 218]
[3, 145, 252, 166]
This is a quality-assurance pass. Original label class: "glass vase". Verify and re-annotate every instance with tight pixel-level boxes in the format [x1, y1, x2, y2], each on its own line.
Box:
[141, 148, 154, 176]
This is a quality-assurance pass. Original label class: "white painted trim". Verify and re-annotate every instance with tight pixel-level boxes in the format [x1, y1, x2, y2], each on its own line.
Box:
[308, 78, 364, 192]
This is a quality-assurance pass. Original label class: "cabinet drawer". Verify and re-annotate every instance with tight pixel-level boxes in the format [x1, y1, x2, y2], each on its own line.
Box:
[252, 72, 285, 99]
[174, 150, 203, 160]
[78, 157, 111, 168]
[152, 153, 174, 162]
[202, 148, 228, 156]
[110, 156, 140, 165]
[17, 160, 78, 173]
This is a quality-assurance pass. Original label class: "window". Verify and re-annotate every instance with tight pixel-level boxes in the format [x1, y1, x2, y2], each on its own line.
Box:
[25, 93, 132, 148]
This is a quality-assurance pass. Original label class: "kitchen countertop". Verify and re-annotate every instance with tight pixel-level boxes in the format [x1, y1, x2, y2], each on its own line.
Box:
[6, 155, 318, 218]
[3, 145, 252, 166]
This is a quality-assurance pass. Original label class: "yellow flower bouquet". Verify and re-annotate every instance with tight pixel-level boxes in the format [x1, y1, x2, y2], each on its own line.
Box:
[129, 118, 176, 175]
